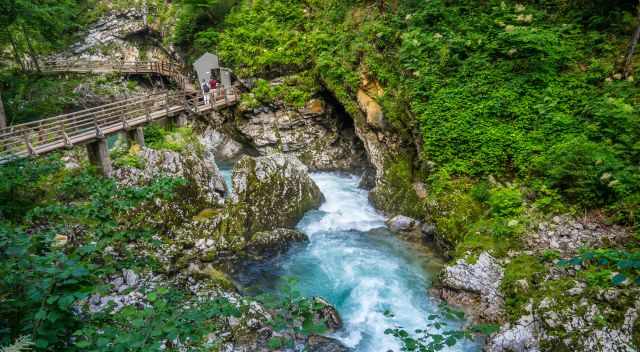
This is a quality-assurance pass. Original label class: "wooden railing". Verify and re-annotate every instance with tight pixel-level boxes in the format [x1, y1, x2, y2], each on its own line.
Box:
[0, 88, 238, 163]
[27, 59, 195, 91]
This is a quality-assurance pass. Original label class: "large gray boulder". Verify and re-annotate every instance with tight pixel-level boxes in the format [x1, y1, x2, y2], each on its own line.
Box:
[199, 127, 243, 162]
[438, 252, 505, 322]
[232, 154, 324, 234]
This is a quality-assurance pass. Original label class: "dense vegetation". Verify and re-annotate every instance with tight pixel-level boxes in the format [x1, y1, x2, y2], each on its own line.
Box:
[175, 0, 640, 333]
[2, 0, 640, 349]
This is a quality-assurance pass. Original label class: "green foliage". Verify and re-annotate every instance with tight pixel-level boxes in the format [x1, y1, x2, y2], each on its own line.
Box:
[256, 277, 329, 348]
[0, 155, 63, 221]
[241, 73, 319, 109]
[145, 125, 200, 153]
[0, 157, 187, 350]
[73, 288, 240, 351]
[384, 304, 499, 351]
[0, 335, 34, 352]
[559, 249, 640, 287]
[195, 0, 640, 227]
[501, 255, 546, 319]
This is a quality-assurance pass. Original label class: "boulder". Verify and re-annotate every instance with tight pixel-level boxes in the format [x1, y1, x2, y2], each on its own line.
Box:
[246, 228, 308, 258]
[486, 314, 541, 352]
[306, 335, 351, 352]
[313, 297, 343, 331]
[232, 154, 323, 234]
[386, 215, 418, 232]
[199, 127, 243, 162]
[113, 145, 227, 207]
[438, 252, 505, 322]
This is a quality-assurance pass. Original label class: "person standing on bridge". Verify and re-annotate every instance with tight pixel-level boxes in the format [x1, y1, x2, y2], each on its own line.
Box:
[201, 79, 211, 105]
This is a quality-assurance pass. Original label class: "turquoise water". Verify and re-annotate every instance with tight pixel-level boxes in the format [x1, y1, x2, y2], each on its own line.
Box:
[229, 171, 478, 351]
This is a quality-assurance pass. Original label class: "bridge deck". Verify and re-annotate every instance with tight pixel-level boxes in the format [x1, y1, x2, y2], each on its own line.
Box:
[0, 90, 237, 163]
[1, 60, 238, 163]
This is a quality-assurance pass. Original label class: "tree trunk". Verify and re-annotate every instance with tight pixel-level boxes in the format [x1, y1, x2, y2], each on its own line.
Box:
[0, 92, 6, 129]
[21, 24, 40, 72]
[623, 4, 640, 78]
[7, 29, 26, 72]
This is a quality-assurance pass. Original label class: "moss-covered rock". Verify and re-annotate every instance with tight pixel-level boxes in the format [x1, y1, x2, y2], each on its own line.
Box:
[247, 228, 308, 259]
[232, 154, 324, 234]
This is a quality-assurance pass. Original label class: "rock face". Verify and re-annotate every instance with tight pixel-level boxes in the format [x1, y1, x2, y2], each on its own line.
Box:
[52, 9, 171, 62]
[232, 154, 324, 234]
[386, 215, 418, 232]
[236, 98, 366, 171]
[199, 127, 244, 162]
[526, 215, 629, 257]
[438, 252, 505, 322]
[113, 146, 227, 206]
[306, 335, 351, 352]
[246, 228, 308, 258]
[156, 154, 321, 269]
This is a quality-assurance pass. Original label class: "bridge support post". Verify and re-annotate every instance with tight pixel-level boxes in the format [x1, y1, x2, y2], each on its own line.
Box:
[126, 127, 145, 147]
[86, 139, 112, 177]
[174, 113, 188, 128]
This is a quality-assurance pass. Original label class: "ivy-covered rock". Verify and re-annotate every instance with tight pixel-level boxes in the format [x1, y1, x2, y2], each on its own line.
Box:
[232, 154, 324, 234]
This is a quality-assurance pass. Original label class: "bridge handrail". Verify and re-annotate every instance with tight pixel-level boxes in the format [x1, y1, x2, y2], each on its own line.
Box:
[0, 88, 237, 163]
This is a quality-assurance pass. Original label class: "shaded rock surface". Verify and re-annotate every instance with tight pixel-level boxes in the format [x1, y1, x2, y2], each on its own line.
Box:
[232, 154, 324, 234]
[51, 9, 172, 62]
[113, 145, 227, 206]
[305, 335, 351, 352]
[246, 228, 308, 258]
[438, 252, 505, 322]
[236, 97, 366, 171]
[200, 127, 244, 162]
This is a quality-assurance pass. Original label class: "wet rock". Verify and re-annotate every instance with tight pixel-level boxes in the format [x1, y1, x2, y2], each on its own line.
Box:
[246, 228, 308, 258]
[232, 154, 323, 233]
[306, 335, 351, 352]
[438, 252, 505, 322]
[313, 297, 342, 331]
[199, 127, 243, 162]
[421, 223, 437, 240]
[386, 215, 418, 232]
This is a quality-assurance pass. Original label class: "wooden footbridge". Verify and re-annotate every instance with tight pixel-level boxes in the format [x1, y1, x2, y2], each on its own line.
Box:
[0, 60, 238, 175]
[30, 59, 196, 91]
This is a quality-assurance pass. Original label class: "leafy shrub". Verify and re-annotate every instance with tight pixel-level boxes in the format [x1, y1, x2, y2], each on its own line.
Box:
[533, 135, 632, 207]
[488, 186, 523, 218]
[559, 249, 640, 287]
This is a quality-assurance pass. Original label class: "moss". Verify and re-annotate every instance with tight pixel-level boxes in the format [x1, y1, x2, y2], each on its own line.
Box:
[501, 254, 547, 320]
[370, 155, 425, 218]
[193, 208, 222, 222]
[204, 267, 237, 291]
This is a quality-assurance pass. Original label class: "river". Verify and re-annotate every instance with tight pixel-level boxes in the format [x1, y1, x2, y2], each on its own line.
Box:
[221, 170, 478, 351]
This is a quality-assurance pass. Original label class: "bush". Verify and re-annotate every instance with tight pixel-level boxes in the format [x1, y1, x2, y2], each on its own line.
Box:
[533, 135, 632, 207]
[488, 186, 523, 218]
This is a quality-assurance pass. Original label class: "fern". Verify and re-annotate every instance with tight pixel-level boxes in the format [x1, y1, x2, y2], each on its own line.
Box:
[0, 336, 34, 352]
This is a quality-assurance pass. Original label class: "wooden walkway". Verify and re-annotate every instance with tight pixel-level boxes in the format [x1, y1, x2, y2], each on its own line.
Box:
[0, 89, 237, 163]
[30, 60, 196, 91]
